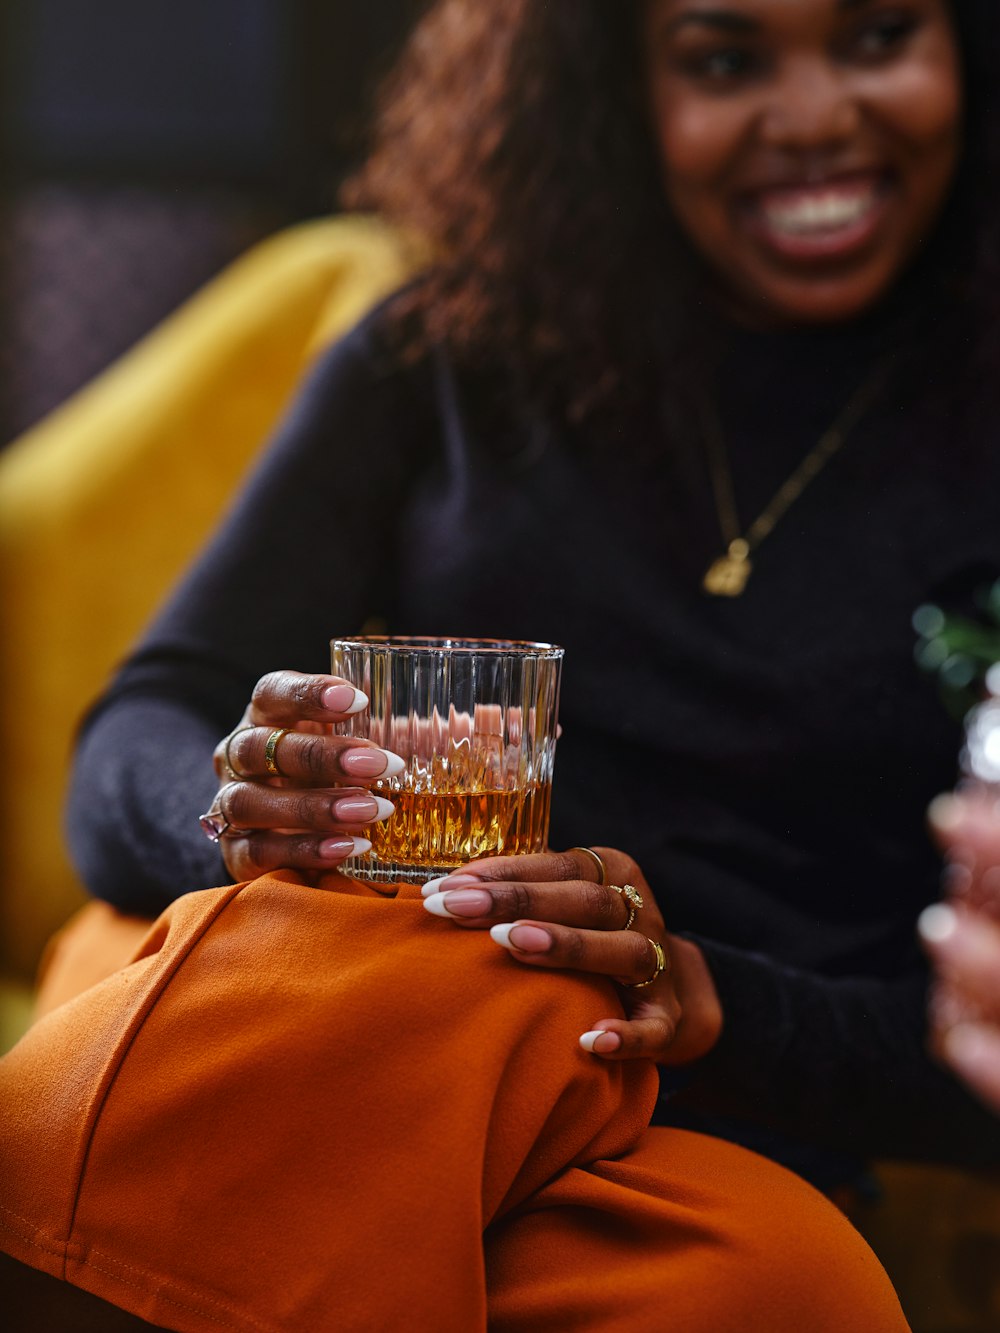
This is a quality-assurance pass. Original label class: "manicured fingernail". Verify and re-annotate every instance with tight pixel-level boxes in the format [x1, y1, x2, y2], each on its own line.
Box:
[579, 1030, 622, 1054]
[421, 873, 483, 897]
[928, 794, 963, 831]
[423, 889, 493, 919]
[918, 903, 958, 945]
[322, 684, 369, 715]
[490, 923, 552, 954]
[320, 836, 371, 859]
[341, 748, 405, 778]
[333, 795, 395, 822]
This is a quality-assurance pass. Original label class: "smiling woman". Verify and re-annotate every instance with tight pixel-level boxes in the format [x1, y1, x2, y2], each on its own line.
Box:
[643, 0, 963, 323]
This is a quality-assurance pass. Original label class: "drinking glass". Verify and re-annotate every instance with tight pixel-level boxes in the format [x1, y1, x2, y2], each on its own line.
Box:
[330, 636, 563, 884]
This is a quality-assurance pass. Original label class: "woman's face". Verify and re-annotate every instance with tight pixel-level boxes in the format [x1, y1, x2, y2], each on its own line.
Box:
[644, 0, 963, 324]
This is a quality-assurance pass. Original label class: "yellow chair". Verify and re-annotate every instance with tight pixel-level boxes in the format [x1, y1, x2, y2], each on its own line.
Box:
[0, 213, 412, 993]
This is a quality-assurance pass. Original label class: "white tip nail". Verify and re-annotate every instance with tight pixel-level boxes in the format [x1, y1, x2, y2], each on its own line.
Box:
[350, 837, 372, 856]
[380, 750, 406, 778]
[579, 1031, 608, 1053]
[918, 903, 957, 944]
[422, 892, 454, 919]
[346, 689, 370, 715]
[490, 923, 515, 949]
[421, 873, 482, 898]
[372, 796, 395, 821]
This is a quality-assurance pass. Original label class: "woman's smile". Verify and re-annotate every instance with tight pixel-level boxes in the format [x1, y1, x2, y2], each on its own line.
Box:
[739, 169, 891, 262]
[645, 0, 963, 324]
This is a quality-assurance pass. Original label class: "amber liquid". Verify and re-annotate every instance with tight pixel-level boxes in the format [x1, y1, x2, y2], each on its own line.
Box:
[365, 781, 553, 868]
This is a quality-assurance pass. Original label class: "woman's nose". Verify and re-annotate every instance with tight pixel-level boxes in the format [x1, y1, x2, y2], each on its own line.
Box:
[759, 60, 861, 151]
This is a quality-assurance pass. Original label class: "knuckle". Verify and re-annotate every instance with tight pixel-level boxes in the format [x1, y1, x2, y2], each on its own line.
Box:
[585, 881, 617, 924]
[251, 673, 281, 708]
[223, 782, 254, 822]
[289, 675, 315, 710]
[553, 850, 582, 882]
[505, 882, 533, 917]
[241, 836, 271, 873]
[292, 793, 329, 829]
[561, 929, 587, 968]
[297, 734, 328, 781]
[619, 1025, 646, 1054]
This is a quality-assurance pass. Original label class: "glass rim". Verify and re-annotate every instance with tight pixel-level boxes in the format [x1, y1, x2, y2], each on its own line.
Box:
[331, 635, 563, 658]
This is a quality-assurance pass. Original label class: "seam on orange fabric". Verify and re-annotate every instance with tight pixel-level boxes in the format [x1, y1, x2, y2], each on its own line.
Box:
[82, 1256, 251, 1329]
[0, 1205, 75, 1258]
[62, 882, 250, 1245]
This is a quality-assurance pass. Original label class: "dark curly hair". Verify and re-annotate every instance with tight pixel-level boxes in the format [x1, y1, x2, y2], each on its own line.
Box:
[346, 0, 1000, 422]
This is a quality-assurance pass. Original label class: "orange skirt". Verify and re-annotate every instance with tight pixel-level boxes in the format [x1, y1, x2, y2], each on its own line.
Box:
[0, 874, 909, 1332]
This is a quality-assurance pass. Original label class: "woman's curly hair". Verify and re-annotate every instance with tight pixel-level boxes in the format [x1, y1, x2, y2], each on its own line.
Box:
[347, 0, 1000, 421]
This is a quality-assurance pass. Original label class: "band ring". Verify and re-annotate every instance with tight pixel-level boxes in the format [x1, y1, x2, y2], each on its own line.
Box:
[622, 937, 666, 989]
[264, 727, 293, 777]
[608, 882, 644, 931]
[223, 724, 254, 779]
[570, 846, 609, 886]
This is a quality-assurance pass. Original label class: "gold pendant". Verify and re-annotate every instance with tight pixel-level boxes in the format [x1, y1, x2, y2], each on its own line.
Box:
[703, 541, 752, 597]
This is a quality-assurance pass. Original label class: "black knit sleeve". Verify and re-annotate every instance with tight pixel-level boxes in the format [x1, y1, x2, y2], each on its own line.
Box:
[669, 937, 1000, 1168]
[65, 307, 430, 913]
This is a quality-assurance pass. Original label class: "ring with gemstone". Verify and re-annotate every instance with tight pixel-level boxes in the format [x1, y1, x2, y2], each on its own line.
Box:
[608, 882, 643, 930]
[198, 790, 252, 843]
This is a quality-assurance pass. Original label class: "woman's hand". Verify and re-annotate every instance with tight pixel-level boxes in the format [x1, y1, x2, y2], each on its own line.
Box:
[921, 791, 1000, 1113]
[201, 670, 403, 881]
[421, 846, 722, 1066]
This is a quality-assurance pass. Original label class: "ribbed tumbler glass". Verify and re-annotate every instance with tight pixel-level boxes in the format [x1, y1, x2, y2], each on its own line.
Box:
[330, 636, 564, 884]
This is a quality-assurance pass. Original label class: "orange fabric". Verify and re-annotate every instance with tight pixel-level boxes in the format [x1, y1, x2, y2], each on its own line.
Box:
[0, 875, 909, 1332]
[35, 901, 158, 1019]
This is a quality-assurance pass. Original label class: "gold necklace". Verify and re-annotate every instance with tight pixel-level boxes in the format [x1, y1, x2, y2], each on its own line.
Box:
[700, 369, 887, 597]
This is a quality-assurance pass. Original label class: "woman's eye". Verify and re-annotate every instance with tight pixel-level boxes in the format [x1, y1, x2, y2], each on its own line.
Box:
[681, 46, 760, 85]
[849, 13, 920, 61]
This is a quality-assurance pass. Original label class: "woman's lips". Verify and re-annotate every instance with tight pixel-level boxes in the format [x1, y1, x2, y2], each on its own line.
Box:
[739, 173, 891, 262]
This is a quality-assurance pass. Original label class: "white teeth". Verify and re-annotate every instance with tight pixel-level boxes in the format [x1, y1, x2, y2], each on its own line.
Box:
[763, 188, 875, 235]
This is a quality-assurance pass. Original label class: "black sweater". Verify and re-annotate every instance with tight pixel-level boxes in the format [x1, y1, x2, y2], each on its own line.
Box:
[67, 302, 1000, 1180]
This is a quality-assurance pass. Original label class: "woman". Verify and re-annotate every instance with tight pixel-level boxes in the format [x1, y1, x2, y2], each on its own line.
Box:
[1, 0, 997, 1327]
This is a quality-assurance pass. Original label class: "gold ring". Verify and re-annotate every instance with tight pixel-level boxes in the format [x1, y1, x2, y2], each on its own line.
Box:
[623, 937, 666, 989]
[608, 882, 643, 930]
[570, 846, 608, 885]
[264, 727, 293, 776]
[224, 725, 253, 779]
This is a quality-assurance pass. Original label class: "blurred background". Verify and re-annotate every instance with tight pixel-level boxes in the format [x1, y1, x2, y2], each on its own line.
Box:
[0, 0, 425, 446]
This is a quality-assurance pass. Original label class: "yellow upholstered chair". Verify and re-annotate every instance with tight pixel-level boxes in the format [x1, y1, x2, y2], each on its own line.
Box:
[0, 213, 412, 1000]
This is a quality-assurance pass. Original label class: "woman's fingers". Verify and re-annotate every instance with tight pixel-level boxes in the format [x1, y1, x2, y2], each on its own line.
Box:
[247, 670, 370, 727]
[489, 918, 665, 985]
[221, 831, 373, 881]
[422, 878, 634, 930]
[220, 782, 394, 834]
[439, 846, 630, 888]
[579, 1004, 680, 1060]
[920, 903, 1000, 1022]
[226, 726, 404, 786]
